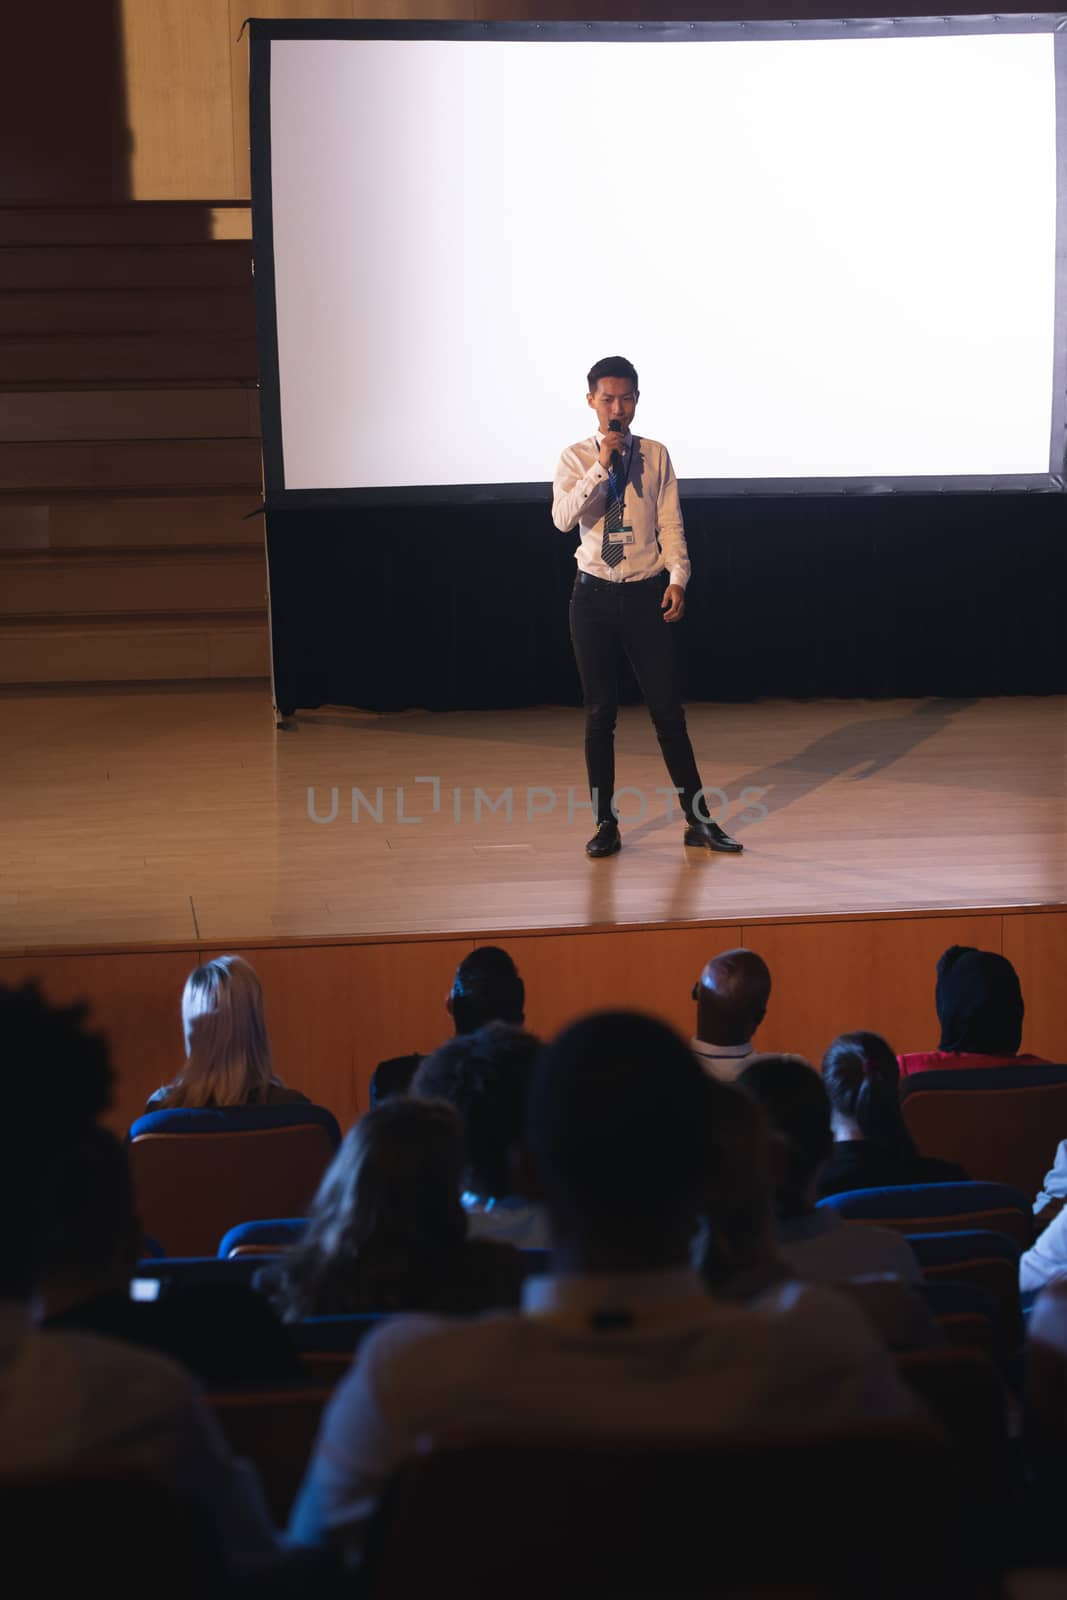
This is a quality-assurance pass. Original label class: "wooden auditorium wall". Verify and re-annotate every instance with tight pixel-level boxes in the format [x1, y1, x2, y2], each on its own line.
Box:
[4, 2, 1036, 203]
[3, 908, 1065, 1137]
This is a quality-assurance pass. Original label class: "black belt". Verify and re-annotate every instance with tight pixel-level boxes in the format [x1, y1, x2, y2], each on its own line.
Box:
[575, 570, 664, 590]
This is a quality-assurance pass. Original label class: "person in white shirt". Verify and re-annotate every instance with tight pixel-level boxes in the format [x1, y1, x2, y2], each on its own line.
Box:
[690, 947, 772, 1082]
[551, 356, 742, 861]
[287, 1011, 916, 1569]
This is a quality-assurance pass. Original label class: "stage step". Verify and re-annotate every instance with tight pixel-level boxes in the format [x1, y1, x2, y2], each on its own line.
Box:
[0, 494, 263, 552]
[0, 547, 267, 617]
[0, 203, 263, 687]
[0, 612, 269, 685]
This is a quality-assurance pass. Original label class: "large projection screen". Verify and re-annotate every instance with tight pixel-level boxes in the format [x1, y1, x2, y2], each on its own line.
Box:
[249, 16, 1067, 505]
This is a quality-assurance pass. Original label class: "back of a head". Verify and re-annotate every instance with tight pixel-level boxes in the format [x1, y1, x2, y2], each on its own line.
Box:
[935, 945, 1024, 1055]
[279, 1097, 467, 1318]
[0, 981, 114, 1300]
[449, 946, 525, 1035]
[412, 1021, 539, 1198]
[821, 1031, 914, 1156]
[738, 1054, 831, 1221]
[699, 1077, 778, 1287]
[526, 1011, 709, 1262]
[39, 1124, 138, 1285]
[694, 948, 771, 1047]
[168, 953, 274, 1108]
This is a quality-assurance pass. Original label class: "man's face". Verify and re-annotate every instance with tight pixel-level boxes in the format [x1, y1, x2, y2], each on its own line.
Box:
[587, 376, 638, 436]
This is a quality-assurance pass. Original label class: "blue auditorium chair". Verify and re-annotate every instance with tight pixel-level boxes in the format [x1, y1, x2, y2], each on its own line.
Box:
[218, 1217, 309, 1258]
[817, 1181, 1035, 1250]
[905, 1228, 1023, 1352]
[128, 1104, 341, 1257]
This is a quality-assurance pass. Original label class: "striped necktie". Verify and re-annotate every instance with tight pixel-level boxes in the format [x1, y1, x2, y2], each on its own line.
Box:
[601, 439, 627, 569]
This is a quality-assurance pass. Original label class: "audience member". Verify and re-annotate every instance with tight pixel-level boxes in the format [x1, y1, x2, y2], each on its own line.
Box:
[699, 1074, 938, 1350]
[261, 1098, 525, 1320]
[0, 981, 277, 1573]
[37, 1123, 300, 1384]
[690, 947, 771, 1081]
[738, 1054, 921, 1287]
[817, 1031, 969, 1198]
[412, 1021, 549, 1248]
[370, 945, 525, 1104]
[287, 1011, 915, 1568]
[145, 953, 309, 1111]
[898, 945, 1049, 1078]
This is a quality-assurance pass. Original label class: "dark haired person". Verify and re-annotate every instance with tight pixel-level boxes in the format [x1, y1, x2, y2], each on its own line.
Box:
[412, 1022, 548, 1249]
[261, 1098, 524, 1320]
[691, 948, 772, 1081]
[288, 1012, 913, 1568]
[739, 1054, 921, 1288]
[551, 356, 742, 860]
[898, 945, 1049, 1078]
[0, 981, 276, 1575]
[817, 1032, 968, 1199]
[370, 945, 526, 1106]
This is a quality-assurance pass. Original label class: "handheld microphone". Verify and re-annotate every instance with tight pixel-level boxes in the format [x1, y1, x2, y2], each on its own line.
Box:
[608, 417, 623, 473]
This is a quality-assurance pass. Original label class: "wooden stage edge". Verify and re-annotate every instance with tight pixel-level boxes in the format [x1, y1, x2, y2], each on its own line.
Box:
[3, 899, 1066, 1140]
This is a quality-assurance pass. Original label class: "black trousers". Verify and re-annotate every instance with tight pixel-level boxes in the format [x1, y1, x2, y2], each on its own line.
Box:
[568, 572, 705, 826]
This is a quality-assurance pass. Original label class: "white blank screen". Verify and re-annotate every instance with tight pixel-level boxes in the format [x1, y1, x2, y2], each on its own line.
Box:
[267, 32, 1058, 489]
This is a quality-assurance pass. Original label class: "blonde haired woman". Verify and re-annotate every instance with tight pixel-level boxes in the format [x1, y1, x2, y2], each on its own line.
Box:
[144, 955, 309, 1112]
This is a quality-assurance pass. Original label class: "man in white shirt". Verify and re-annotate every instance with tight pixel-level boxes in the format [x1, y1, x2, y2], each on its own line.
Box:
[288, 1011, 916, 1569]
[691, 947, 772, 1081]
[552, 356, 742, 860]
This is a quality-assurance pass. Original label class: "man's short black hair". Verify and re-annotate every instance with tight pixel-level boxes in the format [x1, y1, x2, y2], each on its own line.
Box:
[525, 1010, 707, 1255]
[587, 355, 639, 395]
[450, 946, 525, 1035]
[412, 1021, 540, 1198]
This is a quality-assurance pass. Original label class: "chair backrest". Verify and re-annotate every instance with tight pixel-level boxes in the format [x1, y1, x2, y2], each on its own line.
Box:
[217, 1217, 309, 1259]
[360, 1425, 997, 1598]
[906, 1229, 1022, 1352]
[920, 1280, 999, 1356]
[900, 1067, 1067, 1198]
[818, 1181, 1035, 1250]
[894, 1346, 1010, 1498]
[208, 1385, 334, 1524]
[0, 1466, 224, 1595]
[128, 1106, 340, 1257]
[133, 1254, 281, 1293]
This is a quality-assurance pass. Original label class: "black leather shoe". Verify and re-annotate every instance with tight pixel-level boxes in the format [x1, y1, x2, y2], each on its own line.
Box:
[586, 821, 621, 859]
[683, 820, 743, 853]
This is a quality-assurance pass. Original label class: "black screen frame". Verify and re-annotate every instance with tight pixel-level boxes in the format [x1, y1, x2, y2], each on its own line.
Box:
[248, 14, 1067, 508]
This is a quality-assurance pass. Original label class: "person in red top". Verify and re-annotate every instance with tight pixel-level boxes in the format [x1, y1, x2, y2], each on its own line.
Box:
[898, 945, 1050, 1078]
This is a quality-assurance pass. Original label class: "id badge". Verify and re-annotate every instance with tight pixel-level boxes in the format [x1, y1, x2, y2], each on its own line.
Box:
[606, 525, 635, 546]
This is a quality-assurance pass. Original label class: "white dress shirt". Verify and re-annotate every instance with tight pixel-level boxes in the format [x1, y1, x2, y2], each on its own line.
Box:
[690, 1039, 757, 1083]
[287, 1266, 915, 1565]
[552, 432, 691, 588]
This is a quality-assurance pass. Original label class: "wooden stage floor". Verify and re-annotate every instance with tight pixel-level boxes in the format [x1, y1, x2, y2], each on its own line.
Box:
[3, 684, 1065, 952]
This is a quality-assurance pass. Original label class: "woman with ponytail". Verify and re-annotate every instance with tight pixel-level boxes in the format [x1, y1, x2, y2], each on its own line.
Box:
[817, 1031, 967, 1200]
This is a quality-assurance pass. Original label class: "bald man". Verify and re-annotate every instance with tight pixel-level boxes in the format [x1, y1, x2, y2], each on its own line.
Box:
[691, 948, 772, 1081]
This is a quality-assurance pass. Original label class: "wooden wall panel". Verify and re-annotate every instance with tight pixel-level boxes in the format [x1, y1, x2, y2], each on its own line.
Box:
[0, 949, 196, 1134]
[0, 615, 268, 685]
[740, 914, 1006, 1066]
[1003, 911, 1067, 1064]
[0, 244, 251, 291]
[2, 551, 265, 618]
[0, 288, 255, 337]
[122, 0, 237, 200]
[491, 924, 743, 1045]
